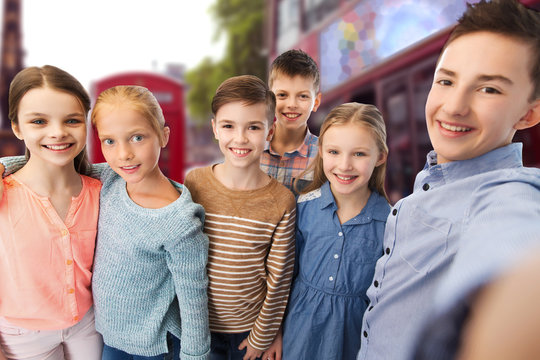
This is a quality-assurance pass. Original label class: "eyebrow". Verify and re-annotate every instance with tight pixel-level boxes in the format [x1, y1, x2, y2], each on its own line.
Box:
[437, 68, 514, 85]
[23, 112, 85, 117]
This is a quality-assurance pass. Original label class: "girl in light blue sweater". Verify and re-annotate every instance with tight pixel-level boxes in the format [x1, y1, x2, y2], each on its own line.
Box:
[89, 85, 210, 360]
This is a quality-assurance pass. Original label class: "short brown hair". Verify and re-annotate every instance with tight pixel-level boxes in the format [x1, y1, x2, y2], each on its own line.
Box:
[211, 75, 276, 126]
[91, 85, 168, 146]
[8, 65, 91, 174]
[268, 49, 320, 93]
[445, 0, 540, 101]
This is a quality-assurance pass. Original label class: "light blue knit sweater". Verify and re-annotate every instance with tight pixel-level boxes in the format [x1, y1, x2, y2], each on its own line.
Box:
[0, 157, 210, 359]
[91, 164, 210, 359]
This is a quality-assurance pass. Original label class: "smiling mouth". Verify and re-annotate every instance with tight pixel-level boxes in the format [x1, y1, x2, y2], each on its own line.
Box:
[440, 121, 472, 132]
[230, 148, 251, 155]
[283, 113, 301, 120]
[44, 144, 73, 151]
[335, 174, 358, 182]
[120, 165, 139, 170]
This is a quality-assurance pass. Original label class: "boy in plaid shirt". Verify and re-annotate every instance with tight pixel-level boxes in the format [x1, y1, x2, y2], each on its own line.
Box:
[260, 50, 322, 194]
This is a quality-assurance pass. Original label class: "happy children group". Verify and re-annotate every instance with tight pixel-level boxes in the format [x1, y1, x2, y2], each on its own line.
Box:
[1, 1, 540, 359]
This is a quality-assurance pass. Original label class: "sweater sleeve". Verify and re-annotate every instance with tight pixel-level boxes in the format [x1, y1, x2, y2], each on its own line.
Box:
[1, 156, 27, 177]
[164, 193, 210, 360]
[247, 193, 297, 351]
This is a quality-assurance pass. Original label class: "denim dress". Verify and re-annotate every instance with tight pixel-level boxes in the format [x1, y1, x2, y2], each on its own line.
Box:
[282, 182, 390, 360]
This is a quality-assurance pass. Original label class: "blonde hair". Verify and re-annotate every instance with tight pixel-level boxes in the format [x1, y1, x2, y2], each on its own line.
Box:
[297, 102, 389, 202]
[91, 85, 167, 146]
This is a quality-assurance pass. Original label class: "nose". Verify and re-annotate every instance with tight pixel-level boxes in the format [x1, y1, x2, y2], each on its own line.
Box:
[49, 122, 68, 139]
[234, 128, 248, 144]
[441, 86, 470, 117]
[118, 142, 133, 161]
[339, 155, 353, 171]
[286, 96, 298, 109]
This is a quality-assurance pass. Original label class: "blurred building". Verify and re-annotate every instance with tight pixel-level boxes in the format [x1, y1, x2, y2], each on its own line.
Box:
[0, 0, 24, 156]
[266, 0, 540, 201]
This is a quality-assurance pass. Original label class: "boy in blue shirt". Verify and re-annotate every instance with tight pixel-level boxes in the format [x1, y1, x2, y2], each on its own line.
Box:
[357, 1, 540, 359]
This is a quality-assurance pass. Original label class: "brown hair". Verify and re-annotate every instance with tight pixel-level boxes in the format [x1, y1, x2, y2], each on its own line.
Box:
[8, 65, 91, 174]
[297, 102, 389, 202]
[91, 85, 168, 146]
[445, 0, 540, 101]
[269, 49, 321, 93]
[211, 75, 276, 126]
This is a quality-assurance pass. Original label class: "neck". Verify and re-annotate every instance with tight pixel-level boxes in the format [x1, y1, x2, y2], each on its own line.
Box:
[333, 186, 372, 224]
[16, 157, 81, 197]
[271, 123, 307, 155]
[213, 163, 270, 191]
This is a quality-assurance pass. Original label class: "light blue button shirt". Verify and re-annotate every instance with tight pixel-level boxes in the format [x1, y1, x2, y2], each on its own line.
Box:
[357, 143, 540, 360]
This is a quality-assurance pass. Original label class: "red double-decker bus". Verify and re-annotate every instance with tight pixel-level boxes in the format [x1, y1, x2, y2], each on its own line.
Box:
[266, 0, 540, 202]
[90, 72, 186, 182]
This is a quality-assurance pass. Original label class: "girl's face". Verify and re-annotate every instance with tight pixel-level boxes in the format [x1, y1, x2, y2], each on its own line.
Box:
[95, 105, 168, 186]
[321, 122, 386, 199]
[12, 87, 87, 170]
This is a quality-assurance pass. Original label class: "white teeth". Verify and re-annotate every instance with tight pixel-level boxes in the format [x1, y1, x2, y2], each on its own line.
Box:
[284, 113, 300, 119]
[232, 149, 249, 155]
[46, 144, 70, 150]
[336, 175, 355, 181]
[122, 165, 137, 170]
[440, 122, 471, 132]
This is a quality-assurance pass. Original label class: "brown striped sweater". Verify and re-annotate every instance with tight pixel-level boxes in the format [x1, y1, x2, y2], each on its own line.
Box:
[184, 165, 296, 351]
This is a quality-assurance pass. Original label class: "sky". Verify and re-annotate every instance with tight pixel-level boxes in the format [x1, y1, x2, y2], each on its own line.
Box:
[19, 0, 225, 91]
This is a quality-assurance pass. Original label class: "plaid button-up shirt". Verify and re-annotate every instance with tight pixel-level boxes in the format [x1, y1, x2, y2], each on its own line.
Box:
[260, 130, 318, 194]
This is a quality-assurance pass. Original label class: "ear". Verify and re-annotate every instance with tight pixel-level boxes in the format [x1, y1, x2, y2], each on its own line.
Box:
[211, 118, 218, 140]
[11, 122, 23, 140]
[514, 99, 540, 130]
[161, 126, 170, 148]
[312, 92, 322, 113]
[376, 152, 388, 167]
[266, 121, 275, 141]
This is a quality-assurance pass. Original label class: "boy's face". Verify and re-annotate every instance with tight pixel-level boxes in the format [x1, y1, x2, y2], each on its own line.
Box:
[425, 31, 540, 164]
[271, 74, 321, 133]
[212, 101, 274, 172]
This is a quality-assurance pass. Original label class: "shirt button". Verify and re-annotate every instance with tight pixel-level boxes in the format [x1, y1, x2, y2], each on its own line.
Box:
[385, 248, 390, 255]
[66, 259, 73, 265]
[363, 331, 368, 338]
[334, 254, 339, 259]
[423, 183, 430, 191]
[374, 280, 379, 287]
[68, 288, 75, 294]
[392, 209, 397, 216]
[61, 229, 69, 236]
[329, 276, 334, 282]
[73, 316, 79, 321]
[338, 232, 343, 236]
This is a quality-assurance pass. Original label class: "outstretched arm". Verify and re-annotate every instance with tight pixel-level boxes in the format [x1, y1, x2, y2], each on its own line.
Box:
[457, 251, 540, 360]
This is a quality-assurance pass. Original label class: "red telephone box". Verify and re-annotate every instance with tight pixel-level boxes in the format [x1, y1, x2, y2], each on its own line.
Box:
[89, 72, 186, 182]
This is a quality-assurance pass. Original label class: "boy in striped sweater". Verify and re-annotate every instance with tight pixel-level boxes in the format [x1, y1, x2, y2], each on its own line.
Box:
[184, 75, 296, 360]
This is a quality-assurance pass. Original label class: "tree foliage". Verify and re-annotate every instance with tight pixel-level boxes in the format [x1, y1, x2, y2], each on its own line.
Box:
[185, 0, 267, 125]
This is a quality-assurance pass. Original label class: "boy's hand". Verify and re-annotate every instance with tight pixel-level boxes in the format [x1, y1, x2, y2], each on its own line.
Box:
[238, 338, 263, 360]
[262, 327, 282, 360]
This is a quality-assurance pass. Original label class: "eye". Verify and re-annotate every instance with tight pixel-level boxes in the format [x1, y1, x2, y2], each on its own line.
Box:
[480, 87, 501, 94]
[275, 93, 287, 99]
[31, 119, 45, 125]
[299, 94, 310, 99]
[222, 124, 233, 129]
[131, 135, 144, 142]
[328, 149, 338, 155]
[436, 79, 453, 87]
[354, 152, 366, 157]
[66, 118, 82, 125]
[248, 125, 261, 130]
[103, 139, 114, 146]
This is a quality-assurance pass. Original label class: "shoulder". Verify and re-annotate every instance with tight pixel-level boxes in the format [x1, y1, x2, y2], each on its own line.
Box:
[184, 166, 211, 189]
[297, 187, 322, 204]
[268, 178, 296, 210]
[80, 174, 102, 190]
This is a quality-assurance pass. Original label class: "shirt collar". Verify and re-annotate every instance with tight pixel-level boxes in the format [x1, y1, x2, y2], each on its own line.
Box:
[319, 181, 390, 223]
[422, 143, 523, 184]
[265, 128, 315, 157]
